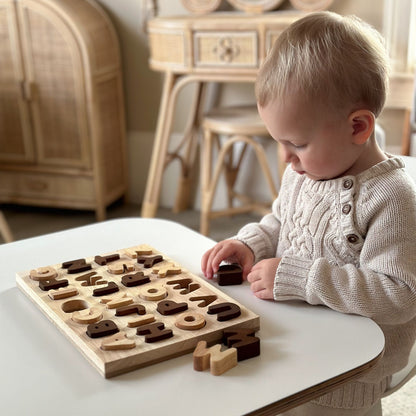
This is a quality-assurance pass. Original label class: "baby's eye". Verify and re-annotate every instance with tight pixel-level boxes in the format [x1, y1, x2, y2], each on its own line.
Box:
[292, 143, 306, 149]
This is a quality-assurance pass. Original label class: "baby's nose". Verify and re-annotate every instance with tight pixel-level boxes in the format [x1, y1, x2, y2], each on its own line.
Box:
[282, 147, 294, 163]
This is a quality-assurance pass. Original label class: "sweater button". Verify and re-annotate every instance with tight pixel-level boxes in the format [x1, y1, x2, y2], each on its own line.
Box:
[347, 234, 359, 243]
[342, 204, 352, 214]
[343, 179, 353, 189]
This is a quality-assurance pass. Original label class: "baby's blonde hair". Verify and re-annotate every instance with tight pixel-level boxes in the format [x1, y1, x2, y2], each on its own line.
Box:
[256, 12, 389, 117]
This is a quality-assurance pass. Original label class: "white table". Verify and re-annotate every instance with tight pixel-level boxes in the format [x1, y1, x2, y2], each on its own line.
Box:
[0, 218, 384, 416]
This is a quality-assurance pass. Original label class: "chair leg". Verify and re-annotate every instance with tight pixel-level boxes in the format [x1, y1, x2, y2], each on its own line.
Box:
[224, 142, 248, 209]
[200, 128, 214, 236]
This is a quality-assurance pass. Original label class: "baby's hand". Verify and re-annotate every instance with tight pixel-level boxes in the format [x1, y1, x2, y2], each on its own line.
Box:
[201, 239, 254, 280]
[247, 258, 281, 300]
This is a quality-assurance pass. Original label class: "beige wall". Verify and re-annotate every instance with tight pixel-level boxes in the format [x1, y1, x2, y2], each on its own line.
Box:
[94, 0, 407, 207]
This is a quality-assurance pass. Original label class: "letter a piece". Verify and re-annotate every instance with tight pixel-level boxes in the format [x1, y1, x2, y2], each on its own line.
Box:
[193, 341, 237, 376]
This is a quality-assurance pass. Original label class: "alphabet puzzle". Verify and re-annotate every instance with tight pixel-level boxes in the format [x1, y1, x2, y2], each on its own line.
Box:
[16, 244, 260, 378]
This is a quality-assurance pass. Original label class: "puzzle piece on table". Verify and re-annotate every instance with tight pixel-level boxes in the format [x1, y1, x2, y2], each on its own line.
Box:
[93, 281, 119, 297]
[175, 312, 206, 330]
[75, 271, 107, 287]
[121, 271, 150, 287]
[208, 302, 241, 321]
[39, 277, 68, 291]
[193, 340, 237, 376]
[107, 261, 135, 275]
[152, 263, 181, 278]
[48, 285, 79, 300]
[86, 320, 119, 338]
[29, 266, 58, 281]
[137, 254, 163, 268]
[223, 328, 260, 361]
[136, 322, 173, 343]
[115, 303, 146, 316]
[189, 295, 217, 307]
[166, 278, 200, 294]
[101, 332, 136, 351]
[94, 253, 120, 265]
[157, 300, 188, 315]
[100, 293, 134, 309]
[215, 264, 243, 286]
[62, 259, 92, 274]
[72, 307, 103, 324]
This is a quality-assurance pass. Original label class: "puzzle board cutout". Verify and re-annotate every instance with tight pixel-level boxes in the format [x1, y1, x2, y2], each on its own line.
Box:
[16, 244, 260, 378]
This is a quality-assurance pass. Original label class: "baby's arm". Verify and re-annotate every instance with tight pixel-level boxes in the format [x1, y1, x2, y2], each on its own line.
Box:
[202, 179, 285, 293]
[274, 180, 416, 325]
[201, 239, 254, 280]
[247, 258, 281, 299]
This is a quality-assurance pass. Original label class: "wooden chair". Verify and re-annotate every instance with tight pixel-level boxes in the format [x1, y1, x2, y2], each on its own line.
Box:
[0, 211, 13, 243]
[200, 105, 284, 236]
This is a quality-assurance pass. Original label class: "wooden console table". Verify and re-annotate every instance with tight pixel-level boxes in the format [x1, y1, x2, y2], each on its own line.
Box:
[141, 12, 305, 217]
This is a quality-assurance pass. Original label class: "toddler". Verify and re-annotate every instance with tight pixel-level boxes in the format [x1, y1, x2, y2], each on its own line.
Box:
[201, 11, 416, 416]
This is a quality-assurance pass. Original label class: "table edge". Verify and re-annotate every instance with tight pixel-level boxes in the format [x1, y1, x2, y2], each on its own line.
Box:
[245, 348, 385, 416]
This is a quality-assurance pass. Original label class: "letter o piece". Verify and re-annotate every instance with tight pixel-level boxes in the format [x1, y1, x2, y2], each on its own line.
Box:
[139, 286, 167, 301]
[175, 313, 206, 330]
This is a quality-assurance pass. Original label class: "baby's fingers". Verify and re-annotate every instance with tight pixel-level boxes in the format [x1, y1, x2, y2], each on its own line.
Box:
[202, 242, 229, 278]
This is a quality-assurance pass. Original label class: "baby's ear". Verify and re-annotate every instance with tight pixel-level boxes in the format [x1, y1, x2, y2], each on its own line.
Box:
[349, 109, 375, 145]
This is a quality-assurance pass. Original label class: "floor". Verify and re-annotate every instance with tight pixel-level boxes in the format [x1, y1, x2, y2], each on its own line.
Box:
[1, 202, 415, 415]
[0, 201, 262, 244]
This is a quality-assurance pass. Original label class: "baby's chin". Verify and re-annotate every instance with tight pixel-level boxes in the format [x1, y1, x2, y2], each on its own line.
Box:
[304, 172, 331, 181]
[293, 167, 332, 181]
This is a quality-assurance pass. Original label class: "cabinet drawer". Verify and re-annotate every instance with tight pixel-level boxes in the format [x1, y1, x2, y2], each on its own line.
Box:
[194, 31, 258, 68]
[0, 171, 95, 206]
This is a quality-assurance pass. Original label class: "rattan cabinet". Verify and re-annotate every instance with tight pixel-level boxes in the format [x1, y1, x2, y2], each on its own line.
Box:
[0, 0, 127, 220]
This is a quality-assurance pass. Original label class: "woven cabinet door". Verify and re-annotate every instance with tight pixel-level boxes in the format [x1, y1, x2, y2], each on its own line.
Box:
[16, 0, 91, 169]
[0, 0, 34, 164]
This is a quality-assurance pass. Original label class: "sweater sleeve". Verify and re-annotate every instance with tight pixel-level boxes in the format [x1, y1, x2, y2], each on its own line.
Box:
[235, 195, 282, 263]
[275, 173, 416, 326]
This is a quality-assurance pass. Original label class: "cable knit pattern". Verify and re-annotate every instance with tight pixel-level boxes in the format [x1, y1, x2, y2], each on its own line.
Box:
[236, 156, 416, 410]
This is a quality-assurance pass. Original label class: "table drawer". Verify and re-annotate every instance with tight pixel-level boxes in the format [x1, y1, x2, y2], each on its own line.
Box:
[148, 29, 187, 69]
[194, 31, 258, 67]
[0, 170, 95, 206]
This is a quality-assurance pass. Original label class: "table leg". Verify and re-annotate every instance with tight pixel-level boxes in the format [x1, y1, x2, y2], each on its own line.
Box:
[173, 82, 207, 212]
[141, 72, 178, 217]
[142, 73, 208, 217]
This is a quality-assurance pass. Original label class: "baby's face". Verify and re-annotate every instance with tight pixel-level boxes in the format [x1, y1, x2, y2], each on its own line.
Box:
[258, 95, 363, 181]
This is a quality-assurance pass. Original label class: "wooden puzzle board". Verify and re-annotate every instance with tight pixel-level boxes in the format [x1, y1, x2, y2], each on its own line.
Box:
[16, 244, 260, 378]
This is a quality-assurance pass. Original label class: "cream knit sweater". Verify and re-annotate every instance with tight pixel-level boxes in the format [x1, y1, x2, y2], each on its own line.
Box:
[236, 155, 416, 409]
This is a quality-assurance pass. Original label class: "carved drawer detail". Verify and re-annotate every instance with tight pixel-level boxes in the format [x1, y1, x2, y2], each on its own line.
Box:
[194, 31, 258, 67]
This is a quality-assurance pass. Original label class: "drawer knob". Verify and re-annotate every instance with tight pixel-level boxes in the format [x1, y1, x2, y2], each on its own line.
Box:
[213, 37, 240, 63]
